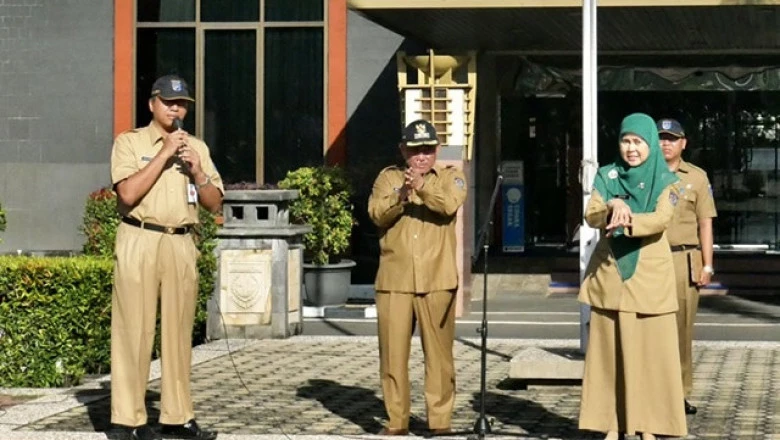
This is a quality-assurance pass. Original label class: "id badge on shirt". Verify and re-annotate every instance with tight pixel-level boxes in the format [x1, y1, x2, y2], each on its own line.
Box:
[187, 183, 198, 204]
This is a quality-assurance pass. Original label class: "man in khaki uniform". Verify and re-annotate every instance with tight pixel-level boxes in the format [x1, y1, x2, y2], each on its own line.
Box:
[110, 75, 223, 440]
[657, 118, 717, 416]
[368, 119, 467, 436]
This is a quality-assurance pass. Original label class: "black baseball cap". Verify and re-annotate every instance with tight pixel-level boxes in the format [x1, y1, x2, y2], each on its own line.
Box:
[656, 118, 685, 138]
[150, 75, 194, 102]
[401, 119, 439, 146]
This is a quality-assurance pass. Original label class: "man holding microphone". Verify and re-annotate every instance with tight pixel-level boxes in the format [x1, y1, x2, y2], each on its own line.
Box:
[109, 75, 222, 440]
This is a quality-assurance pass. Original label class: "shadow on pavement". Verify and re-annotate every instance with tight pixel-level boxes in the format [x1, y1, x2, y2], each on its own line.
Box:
[318, 320, 357, 336]
[699, 295, 780, 323]
[296, 379, 426, 436]
[75, 383, 160, 436]
[471, 391, 597, 439]
[455, 337, 514, 361]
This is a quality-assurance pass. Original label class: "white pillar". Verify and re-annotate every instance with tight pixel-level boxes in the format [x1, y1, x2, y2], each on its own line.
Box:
[579, 0, 599, 353]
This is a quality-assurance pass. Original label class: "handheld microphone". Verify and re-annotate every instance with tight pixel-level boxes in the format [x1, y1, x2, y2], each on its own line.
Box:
[172, 118, 190, 169]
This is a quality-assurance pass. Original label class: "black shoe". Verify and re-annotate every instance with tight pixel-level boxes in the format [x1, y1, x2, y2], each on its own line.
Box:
[108, 424, 162, 440]
[378, 427, 409, 436]
[684, 399, 698, 415]
[160, 419, 217, 440]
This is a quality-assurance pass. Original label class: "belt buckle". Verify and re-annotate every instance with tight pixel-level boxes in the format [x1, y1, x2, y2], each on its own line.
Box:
[164, 226, 176, 234]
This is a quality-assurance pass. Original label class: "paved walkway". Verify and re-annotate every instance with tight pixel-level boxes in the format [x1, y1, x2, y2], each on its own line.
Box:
[1, 336, 778, 440]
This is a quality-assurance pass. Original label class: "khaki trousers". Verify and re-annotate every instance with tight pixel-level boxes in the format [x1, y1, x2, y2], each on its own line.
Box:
[111, 223, 200, 427]
[579, 308, 687, 437]
[672, 250, 700, 397]
[376, 290, 456, 430]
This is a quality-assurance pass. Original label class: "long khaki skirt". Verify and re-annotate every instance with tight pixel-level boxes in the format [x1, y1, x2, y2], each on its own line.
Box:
[579, 307, 687, 437]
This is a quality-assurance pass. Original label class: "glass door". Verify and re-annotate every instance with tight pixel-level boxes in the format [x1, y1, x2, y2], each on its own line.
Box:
[500, 95, 577, 251]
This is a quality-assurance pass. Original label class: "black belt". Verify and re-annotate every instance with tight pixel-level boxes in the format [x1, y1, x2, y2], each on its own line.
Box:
[670, 244, 700, 252]
[122, 217, 191, 235]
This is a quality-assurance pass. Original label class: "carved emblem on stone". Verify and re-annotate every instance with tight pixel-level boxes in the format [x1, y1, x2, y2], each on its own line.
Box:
[229, 273, 262, 309]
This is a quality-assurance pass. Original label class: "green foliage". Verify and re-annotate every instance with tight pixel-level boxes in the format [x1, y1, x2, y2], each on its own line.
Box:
[80, 187, 218, 346]
[81, 188, 121, 256]
[193, 208, 217, 344]
[0, 200, 6, 242]
[0, 256, 113, 387]
[278, 166, 354, 265]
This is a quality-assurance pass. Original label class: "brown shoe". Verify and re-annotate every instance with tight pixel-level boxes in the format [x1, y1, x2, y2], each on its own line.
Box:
[430, 428, 452, 436]
[378, 427, 409, 436]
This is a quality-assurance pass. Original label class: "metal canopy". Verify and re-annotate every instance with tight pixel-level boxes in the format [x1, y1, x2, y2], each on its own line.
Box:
[349, 4, 780, 54]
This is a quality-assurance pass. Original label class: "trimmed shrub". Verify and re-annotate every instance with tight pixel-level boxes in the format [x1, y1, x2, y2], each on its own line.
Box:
[0, 256, 113, 387]
[81, 188, 121, 257]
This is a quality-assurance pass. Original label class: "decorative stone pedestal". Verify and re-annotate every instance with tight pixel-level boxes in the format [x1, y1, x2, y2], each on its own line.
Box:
[207, 190, 312, 339]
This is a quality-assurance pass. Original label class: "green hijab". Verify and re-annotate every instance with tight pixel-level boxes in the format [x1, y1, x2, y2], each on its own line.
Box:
[593, 113, 678, 281]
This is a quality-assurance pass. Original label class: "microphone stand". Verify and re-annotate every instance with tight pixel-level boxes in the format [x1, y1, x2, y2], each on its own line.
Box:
[470, 173, 503, 440]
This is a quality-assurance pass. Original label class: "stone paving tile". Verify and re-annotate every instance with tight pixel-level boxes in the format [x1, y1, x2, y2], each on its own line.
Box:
[18, 338, 780, 439]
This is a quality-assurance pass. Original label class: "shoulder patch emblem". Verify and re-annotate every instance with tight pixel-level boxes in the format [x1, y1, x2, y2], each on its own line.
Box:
[608, 169, 618, 179]
[669, 192, 679, 206]
[454, 177, 465, 190]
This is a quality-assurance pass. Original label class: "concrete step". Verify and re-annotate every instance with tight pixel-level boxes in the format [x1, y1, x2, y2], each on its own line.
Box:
[508, 346, 584, 381]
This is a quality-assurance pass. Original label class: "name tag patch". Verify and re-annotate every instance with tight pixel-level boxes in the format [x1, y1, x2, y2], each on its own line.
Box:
[187, 183, 198, 204]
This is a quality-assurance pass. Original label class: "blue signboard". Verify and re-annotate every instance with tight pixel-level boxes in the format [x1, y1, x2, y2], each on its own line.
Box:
[501, 161, 525, 252]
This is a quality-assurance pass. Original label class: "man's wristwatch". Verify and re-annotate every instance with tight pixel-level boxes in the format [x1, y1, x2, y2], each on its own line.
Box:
[196, 176, 211, 189]
[702, 265, 715, 275]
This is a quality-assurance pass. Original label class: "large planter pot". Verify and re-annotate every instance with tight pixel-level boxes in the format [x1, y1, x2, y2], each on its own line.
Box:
[303, 259, 357, 307]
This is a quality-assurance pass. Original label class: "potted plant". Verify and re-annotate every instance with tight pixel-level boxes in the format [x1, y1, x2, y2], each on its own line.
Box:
[278, 166, 356, 307]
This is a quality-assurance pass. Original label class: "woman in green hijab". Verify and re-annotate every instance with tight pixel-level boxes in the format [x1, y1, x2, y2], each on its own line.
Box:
[578, 113, 687, 440]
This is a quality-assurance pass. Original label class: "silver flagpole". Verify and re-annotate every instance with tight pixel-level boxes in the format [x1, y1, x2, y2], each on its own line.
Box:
[579, 0, 599, 354]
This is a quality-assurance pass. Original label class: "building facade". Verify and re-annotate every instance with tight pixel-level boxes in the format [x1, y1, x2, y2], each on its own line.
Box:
[2, 0, 780, 296]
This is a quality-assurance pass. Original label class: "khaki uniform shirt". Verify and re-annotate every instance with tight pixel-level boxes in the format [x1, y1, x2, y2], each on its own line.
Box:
[578, 185, 680, 314]
[667, 160, 717, 246]
[110, 123, 224, 227]
[368, 164, 467, 293]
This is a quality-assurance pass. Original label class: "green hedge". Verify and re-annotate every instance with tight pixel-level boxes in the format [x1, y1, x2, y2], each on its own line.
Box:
[0, 256, 113, 387]
[0, 190, 219, 388]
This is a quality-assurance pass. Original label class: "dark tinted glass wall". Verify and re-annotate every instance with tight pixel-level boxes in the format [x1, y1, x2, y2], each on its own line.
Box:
[137, 0, 195, 21]
[265, 0, 323, 21]
[204, 31, 257, 183]
[135, 29, 196, 132]
[202, 0, 259, 22]
[263, 28, 324, 184]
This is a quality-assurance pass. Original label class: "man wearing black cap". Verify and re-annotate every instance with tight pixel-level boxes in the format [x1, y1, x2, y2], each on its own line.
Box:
[109, 75, 222, 440]
[368, 119, 468, 436]
[657, 118, 717, 416]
